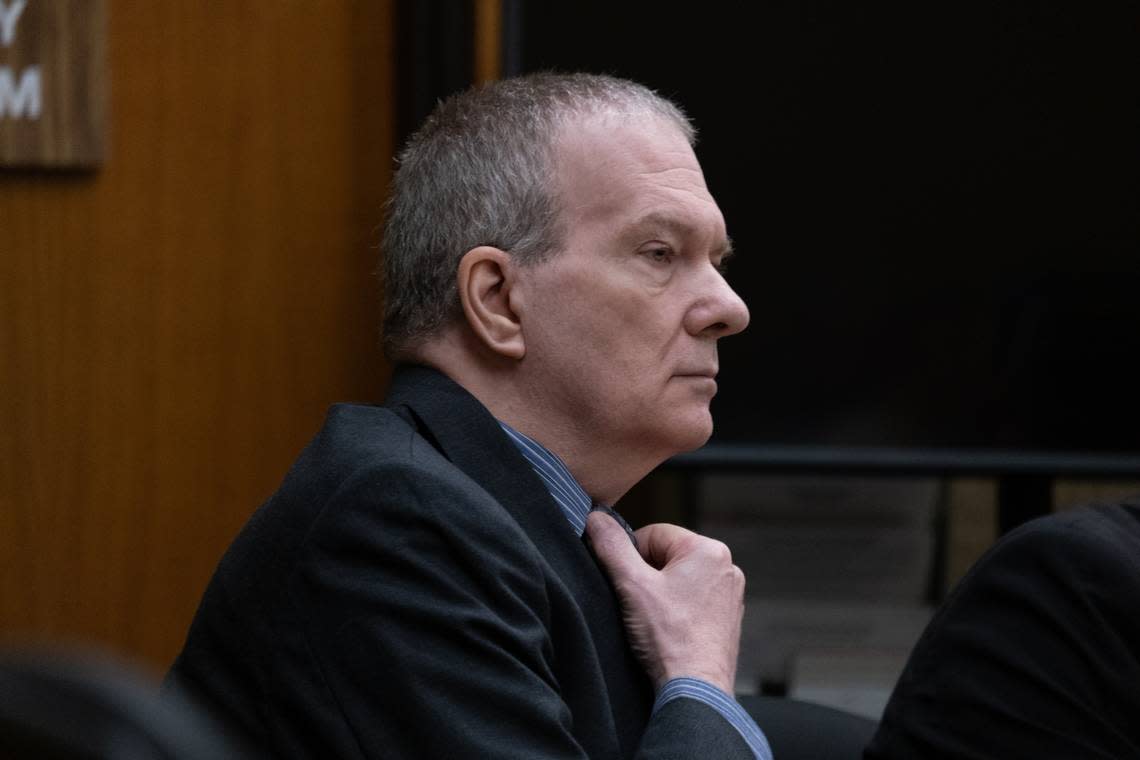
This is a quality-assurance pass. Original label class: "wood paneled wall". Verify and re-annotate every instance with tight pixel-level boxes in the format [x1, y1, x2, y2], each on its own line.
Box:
[0, 2, 395, 670]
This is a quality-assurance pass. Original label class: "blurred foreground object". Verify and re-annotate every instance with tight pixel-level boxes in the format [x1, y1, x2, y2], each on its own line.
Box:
[0, 648, 251, 759]
[867, 499, 1140, 758]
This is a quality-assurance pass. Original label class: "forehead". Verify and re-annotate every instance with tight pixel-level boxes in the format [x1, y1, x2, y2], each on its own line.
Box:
[552, 113, 724, 236]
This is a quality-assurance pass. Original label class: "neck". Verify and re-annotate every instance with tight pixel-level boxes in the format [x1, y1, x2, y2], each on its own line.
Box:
[414, 330, 666, 505]
[497, 410, 664, 506]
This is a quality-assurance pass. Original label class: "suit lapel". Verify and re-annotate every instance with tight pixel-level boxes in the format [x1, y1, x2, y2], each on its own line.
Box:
[384, 365, 601, 595]
[384, 365, 654, 742]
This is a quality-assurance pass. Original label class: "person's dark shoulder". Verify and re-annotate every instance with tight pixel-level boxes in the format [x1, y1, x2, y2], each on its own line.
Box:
[995, 499, 1140, 577]
[292, 402, 420, 483]
[286, 402, 548, 590]
[287, 404, 554, 633]
[299, 402, 523, 527]
[868, 498, 1140, 760]
[227, 403, 419, 554]
[209, 402, 540, 605]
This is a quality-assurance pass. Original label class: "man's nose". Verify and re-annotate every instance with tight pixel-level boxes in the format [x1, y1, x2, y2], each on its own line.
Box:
[684, 268, 751, 338]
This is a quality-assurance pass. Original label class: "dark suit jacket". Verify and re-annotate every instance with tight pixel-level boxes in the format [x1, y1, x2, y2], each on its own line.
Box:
[168, 365, 752, 758]
[866, 500, 1140, 759]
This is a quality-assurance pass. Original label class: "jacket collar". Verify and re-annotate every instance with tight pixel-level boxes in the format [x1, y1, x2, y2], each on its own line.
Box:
[383, 364, 588, 558]
[383, 363, 655, 745]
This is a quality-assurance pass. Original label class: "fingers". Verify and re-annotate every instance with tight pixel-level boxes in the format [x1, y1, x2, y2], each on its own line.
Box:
[590, 516, 746, 694]
[586, 511, 651, 585]
[633, 522, 725, 569]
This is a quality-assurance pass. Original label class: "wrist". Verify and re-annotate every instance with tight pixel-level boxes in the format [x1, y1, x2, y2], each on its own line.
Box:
[660, 668, 735, 696]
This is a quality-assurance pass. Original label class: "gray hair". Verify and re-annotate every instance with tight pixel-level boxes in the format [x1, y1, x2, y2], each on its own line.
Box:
[379, 71, 695, 358]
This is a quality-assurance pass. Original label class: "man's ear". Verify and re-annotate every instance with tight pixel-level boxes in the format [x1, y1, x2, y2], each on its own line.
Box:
[457, 246, 526, 359]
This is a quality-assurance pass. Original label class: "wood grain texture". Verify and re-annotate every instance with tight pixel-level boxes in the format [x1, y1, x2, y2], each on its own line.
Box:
[472, 0, 501, 85]
[1, 1, 394, 669]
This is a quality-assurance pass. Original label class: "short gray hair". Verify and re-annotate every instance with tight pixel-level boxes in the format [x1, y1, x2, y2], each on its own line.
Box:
[379, 72, 694, 358]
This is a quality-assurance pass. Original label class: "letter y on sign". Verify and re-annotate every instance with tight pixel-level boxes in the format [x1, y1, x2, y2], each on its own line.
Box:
[0, 0, 29, 47]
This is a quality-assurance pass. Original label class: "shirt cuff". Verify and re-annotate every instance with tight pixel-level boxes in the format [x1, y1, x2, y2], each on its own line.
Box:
[652, 677, 773, 760]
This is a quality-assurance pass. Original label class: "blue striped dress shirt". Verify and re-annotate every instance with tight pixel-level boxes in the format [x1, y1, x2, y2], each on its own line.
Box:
[499, 422, 773, 760]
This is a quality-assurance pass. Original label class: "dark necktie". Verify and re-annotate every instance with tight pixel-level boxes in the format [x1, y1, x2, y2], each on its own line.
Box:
[589, 503, 639, 551]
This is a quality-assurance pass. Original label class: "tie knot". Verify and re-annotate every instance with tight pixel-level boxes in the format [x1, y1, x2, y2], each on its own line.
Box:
[589, 504, 639, 550]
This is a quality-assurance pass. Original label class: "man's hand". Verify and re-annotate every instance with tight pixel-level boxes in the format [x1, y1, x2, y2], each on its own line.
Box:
[586, 511, 745, 694]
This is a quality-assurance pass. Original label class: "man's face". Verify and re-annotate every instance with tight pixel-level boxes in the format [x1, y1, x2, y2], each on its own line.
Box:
[515, 113, 749, 462]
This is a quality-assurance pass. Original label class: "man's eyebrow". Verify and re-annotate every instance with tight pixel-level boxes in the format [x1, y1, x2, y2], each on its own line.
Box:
[625, 211, 735, 259]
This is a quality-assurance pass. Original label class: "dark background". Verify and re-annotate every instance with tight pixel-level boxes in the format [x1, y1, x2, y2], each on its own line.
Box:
[513, 2, 1139, 455]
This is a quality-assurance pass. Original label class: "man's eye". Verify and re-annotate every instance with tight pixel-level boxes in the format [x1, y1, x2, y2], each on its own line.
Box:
[643, 247, 672, 264]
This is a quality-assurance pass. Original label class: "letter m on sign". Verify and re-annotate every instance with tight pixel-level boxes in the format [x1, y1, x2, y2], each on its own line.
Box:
[0, 65, 41, 119]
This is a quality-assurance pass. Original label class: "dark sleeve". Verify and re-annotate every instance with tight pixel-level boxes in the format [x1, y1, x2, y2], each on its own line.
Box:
[640, 699, 754, 759]
[290, 462, 754, 759]
[866, 503, 1140, 760]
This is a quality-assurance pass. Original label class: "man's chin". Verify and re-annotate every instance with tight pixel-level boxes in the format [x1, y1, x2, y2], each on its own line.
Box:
[664, 413, 715, 454]
[629, 407, 715, 461]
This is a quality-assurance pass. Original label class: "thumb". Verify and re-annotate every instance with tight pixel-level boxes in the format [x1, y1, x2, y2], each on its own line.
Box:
[586, 510, 651, 586]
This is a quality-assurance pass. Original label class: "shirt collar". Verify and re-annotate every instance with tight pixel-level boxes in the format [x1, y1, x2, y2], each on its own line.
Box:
[498, 421, 592, 537]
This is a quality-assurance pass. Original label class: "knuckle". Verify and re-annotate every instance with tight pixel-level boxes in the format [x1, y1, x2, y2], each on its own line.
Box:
[731, 565, 746, 593]
[675, 532, 702, 556]
[704, 539, 732, 564]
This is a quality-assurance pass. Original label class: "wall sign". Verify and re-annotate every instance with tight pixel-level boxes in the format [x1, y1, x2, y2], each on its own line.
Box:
[0, 0, 105, 167]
